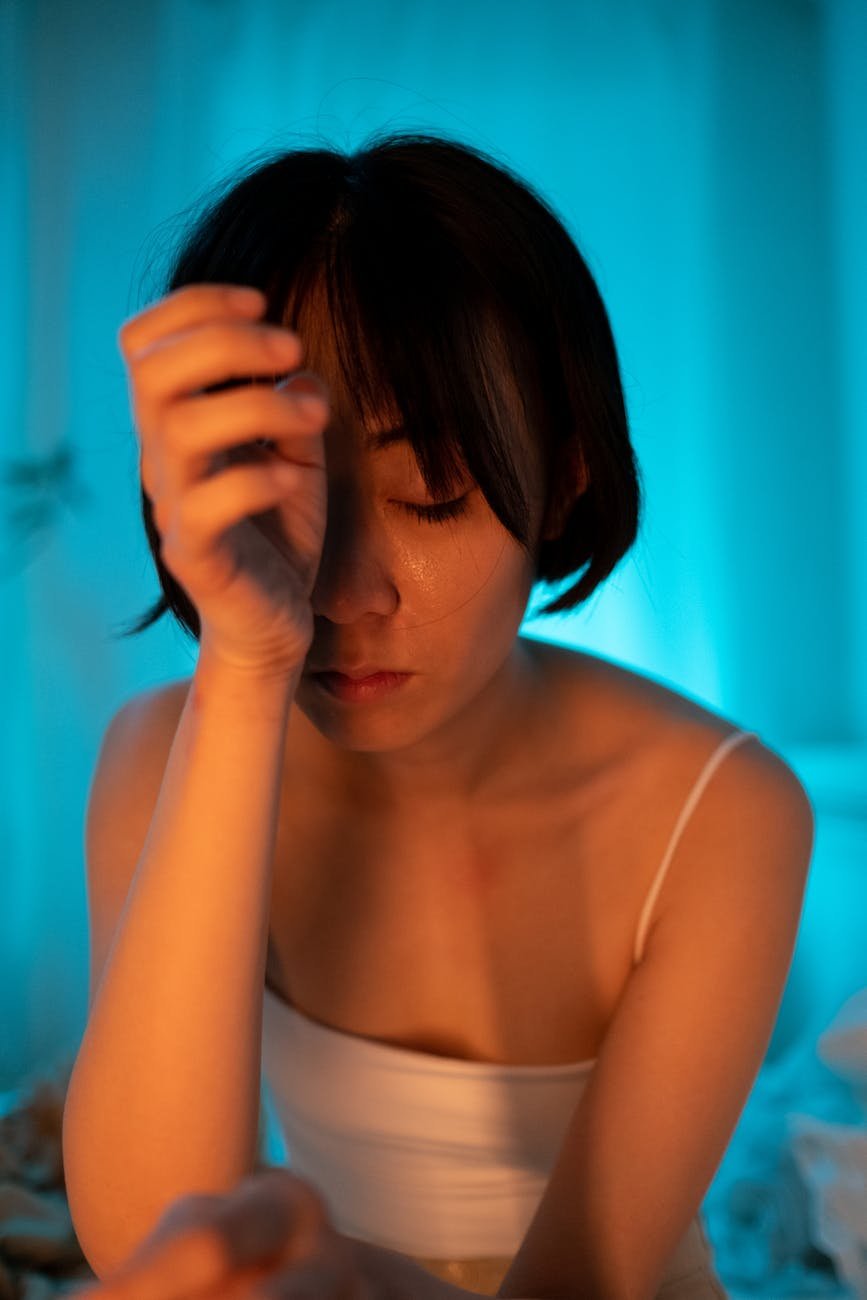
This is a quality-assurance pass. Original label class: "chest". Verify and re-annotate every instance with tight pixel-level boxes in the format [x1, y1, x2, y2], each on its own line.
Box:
[264, 715, 692, 1067]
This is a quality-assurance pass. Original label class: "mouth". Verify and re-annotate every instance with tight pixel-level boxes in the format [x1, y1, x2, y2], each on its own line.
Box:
[310, 670, 413, 702]
[308, 665, 406, 680]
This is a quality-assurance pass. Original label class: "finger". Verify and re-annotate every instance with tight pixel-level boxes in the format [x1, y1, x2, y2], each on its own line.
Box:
[118, 284, 268, 358]
[231, 1169, 330, 1267]
[131, 319, 303, 414]
[98, 1174, 327, 1300]
[153, 381, 328, 498]
[95, 1221, 238, 1300]
[140, 370, 330, 508]
[154, 458, 303, 569]
[185, 1180, 335, 1299]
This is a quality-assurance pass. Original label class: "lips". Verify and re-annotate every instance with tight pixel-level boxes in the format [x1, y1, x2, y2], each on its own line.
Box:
[311, 666, 402, 680]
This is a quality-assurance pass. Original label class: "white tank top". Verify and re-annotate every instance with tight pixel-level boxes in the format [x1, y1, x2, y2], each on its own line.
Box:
[260, 728, 756, 1282]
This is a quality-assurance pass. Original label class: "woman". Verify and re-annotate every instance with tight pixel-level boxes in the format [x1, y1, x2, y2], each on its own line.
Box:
[62, 131, 814, 1300]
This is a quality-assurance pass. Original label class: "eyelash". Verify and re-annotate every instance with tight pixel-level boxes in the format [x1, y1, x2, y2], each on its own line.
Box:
[398, 495, 470, 524]
[250, 441, 469, 525]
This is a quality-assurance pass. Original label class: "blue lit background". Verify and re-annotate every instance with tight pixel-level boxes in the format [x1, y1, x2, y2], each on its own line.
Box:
[1, 2, 865, 1295]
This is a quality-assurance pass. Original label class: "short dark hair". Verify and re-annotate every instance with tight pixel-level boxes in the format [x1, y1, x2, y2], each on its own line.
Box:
[116, 129, 643, 643]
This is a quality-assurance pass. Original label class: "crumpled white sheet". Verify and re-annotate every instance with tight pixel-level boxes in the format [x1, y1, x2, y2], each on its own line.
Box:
[702, 990, 866, 1297]
[789, 988, 867, 1300]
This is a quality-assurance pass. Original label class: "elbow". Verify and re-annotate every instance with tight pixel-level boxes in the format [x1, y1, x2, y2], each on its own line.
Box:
[64, 1171, 132, 1282]
[62, 1102, 149, 1281]
[65, 1191, 131, 1283]
[66, 1184, 165, 1282]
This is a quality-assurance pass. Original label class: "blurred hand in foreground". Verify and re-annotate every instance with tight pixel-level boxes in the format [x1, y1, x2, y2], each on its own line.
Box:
[71, 1166, 373, 1299]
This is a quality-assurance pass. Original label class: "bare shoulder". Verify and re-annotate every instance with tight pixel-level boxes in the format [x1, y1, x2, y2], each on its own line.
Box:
[552, 641, 816, 871]
[89, 674, 195, 832]
[529, 636, 810, 808]
[91, 675, 195, 812]
[99, 675, 194, 762]
[536, 641, 815, 969]
[125, 674, 194, 728]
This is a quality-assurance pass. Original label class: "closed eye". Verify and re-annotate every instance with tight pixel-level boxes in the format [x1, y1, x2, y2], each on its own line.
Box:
[248, 439, 472, 525]
[398, 495, 470, 524]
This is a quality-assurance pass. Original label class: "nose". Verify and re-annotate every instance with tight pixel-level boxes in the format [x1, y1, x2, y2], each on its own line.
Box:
[310, 486, 399, 624]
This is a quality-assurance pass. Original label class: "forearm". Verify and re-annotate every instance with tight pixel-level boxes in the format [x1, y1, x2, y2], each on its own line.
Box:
[63, 651, 300, 1276]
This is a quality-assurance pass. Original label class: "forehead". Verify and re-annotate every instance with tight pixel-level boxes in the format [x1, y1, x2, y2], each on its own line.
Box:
[279, 269, 544, 484]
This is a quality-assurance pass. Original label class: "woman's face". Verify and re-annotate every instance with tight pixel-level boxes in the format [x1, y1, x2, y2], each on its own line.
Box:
[275, 302, 557, 805]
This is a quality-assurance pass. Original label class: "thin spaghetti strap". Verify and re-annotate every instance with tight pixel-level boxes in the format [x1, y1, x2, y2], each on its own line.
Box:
[632, 730, 760, 966]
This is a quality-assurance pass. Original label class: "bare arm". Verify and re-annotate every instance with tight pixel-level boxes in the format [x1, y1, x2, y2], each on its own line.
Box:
[62, 651, 301, 1278]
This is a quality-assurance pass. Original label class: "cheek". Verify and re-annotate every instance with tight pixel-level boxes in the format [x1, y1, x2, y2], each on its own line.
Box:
[399, 524, 530, 627]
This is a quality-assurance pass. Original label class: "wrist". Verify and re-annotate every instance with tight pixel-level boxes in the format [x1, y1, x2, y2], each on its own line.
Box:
[193, 643, 304, 716]
[198, 636, 307, 679]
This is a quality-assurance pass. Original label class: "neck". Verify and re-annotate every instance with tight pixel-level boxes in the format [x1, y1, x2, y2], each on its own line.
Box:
[318, 638, 544, 817]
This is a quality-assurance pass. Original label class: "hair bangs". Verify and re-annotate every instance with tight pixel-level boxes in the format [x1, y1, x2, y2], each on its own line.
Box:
[282, 203, 537, 549]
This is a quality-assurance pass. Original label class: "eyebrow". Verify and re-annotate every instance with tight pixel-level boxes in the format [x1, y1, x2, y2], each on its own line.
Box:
[365, 426, 410, 452]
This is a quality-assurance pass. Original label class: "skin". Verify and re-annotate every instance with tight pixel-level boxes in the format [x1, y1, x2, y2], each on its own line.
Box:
[70, 1167, 383, 1300]
[272, 299, 586, 815]
[81, 287, 590, 1297]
